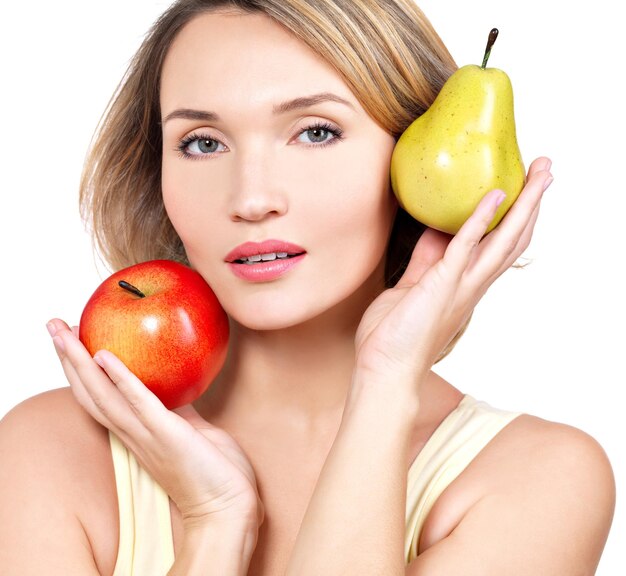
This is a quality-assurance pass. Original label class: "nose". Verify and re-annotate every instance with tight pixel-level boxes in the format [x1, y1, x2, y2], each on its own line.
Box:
[228, 148, 288, 222]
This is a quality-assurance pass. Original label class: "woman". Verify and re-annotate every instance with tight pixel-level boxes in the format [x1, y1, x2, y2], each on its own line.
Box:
[0, 1, 615, 574]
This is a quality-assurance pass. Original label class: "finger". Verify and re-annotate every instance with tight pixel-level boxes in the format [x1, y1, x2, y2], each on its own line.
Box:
[526, 156, 552, 179]
[53, 328, 152, 445]
[175, 404, 220, 430]
[467, 169, 552, 284]
[91, 349, 169, 434]
[48, 324, 115, 428]
[174, 405, 252, 460]
[395, 228, 450, 289]
[48, 319, 108, 418]
[393, 157, 552, 291]
[91, 355, 232, 460]
[50, 332, 106, 420]
[498, 196, 542, 274]
[471, 199, 542, 288]
[441, 188, 506, 281]
[47, 318, 73, 350]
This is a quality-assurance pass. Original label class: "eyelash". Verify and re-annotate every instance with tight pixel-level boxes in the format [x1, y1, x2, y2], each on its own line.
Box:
[175, 121, 345, 160]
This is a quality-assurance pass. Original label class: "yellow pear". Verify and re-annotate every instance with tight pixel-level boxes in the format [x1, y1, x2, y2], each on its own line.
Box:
[390, 29, 525, 235]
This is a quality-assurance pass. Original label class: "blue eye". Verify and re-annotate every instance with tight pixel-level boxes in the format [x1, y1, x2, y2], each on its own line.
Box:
[176, 121, 344, 160]
[296, 122, 344, 147]
[177, 133, 227, 158]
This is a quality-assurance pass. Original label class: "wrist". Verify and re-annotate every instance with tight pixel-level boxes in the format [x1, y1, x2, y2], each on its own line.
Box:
[168, 515, 258, 576]
[346, 369, 422, 426]
[184, 510, 259, 552]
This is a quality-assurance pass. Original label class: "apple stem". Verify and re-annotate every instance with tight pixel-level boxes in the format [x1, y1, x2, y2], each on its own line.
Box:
[119, 280, 146, 298]
[481, 28, 499, 69]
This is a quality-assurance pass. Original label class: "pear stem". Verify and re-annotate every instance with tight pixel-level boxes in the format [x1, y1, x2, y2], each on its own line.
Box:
[119, 280, 146, 298]
[481, 28, 499, 69]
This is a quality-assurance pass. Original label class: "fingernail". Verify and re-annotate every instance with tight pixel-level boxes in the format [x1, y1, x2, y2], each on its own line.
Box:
[496, 191, 506, 207]
[543, 176, 554, 192]
[93, 354, 105, 369]
[52, 335, 65, 353]
[46, 322, 57, 337]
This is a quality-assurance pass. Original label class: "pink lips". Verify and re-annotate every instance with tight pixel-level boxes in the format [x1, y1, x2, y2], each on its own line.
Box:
[225, 239, 306, 282]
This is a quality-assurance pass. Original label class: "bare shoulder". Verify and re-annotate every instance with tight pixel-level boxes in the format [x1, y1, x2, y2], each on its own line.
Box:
[3, 385, 97, 431]
[1, 386, 106, 463]
[477, 412, 615, 478]
[481, 413, 616, 506]
[416, 413, 616, 574]
[0, 388, 118, 575]
[0, 387, 112, 473]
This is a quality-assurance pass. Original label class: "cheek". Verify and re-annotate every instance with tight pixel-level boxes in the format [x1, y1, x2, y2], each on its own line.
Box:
[161, 160, 189, 233]
[310, 138, 397, 248]
[161, 160, 234, 303]
[301, 138, 398, 301]
[161, 160, 220, 254]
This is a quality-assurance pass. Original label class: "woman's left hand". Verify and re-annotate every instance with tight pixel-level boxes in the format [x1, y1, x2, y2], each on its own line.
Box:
[354, 156, 553, 388]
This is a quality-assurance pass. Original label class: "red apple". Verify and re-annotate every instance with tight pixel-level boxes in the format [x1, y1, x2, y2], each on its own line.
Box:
[79, 260, 229, 409]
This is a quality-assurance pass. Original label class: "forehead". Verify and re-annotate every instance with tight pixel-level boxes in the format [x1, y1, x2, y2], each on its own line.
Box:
[160, 10, 355, 114]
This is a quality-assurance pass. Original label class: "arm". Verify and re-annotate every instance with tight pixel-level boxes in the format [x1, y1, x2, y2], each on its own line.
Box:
[0, 389, 260, 576]
[45, 323, 264, 575]
[287, 388, 615, 576]
[168, 518, 258, 576]
[285, 159, 564, 574]
[406, 417, 615, 575]
[285, 374, 419, 575]
[0, 394, 102, 575]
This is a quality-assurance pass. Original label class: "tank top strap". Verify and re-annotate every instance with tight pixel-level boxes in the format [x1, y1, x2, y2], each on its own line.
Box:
[404, 395, 521, 561]
[109, 432, 175, 575]
[108, 398, 519, 569]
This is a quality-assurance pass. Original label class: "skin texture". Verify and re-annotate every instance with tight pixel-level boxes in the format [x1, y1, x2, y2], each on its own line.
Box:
[0, 9, 615, 576]
[160, 12, 398, 334]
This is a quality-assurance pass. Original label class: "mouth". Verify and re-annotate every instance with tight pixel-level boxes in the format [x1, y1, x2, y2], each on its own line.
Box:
[225, 240, 307, 264]
[234, 251, 303, 265]
[225, 240, 307, 282]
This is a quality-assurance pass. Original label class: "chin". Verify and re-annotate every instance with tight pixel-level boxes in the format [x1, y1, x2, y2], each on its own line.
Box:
[225, 298, 326, 332]
[194, 253, 387, 333]
[222, 277, 376, 333]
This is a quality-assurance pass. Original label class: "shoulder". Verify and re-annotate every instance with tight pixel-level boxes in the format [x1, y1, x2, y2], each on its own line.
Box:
[419, 412, 615, 571]
[1, 386, 110, 463]
[482, 413, 615, 502]
[0, 386, 116, 509]
[0, 388, 118, 574]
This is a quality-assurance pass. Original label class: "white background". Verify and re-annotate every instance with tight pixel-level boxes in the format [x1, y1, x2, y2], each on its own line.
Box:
[1, 1, 623, 573]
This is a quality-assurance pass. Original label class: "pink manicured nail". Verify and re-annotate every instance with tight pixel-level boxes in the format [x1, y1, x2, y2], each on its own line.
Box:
[93, 355, 105, 368]
[496, 192, 506, 207]
[543, 176, 554, 191]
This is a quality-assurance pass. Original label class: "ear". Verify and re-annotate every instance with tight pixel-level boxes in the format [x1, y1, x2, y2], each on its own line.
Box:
[395, 227, 452, 289]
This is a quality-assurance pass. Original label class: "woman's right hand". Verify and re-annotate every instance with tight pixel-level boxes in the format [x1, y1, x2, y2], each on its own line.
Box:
[46, 319, 264, 539]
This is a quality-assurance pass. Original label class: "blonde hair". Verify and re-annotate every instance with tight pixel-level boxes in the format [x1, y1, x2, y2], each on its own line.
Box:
[80, 0, 466, 358]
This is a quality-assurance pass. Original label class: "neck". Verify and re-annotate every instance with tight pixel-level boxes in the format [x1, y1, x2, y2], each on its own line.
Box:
[195, 268, 384, 431]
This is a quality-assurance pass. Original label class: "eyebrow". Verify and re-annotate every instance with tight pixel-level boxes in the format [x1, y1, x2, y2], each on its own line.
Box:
[162, 92, 354, 124]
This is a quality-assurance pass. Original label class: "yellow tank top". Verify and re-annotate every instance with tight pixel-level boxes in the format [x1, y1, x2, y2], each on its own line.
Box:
[109, 395, 520, 574]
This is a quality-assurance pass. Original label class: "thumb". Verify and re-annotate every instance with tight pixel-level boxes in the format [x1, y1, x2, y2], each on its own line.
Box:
[395, 227, 451, 289]
[174, 403, 220, 430]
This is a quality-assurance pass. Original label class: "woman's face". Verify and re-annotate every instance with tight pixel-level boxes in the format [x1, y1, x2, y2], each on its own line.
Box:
[160, 10, 398, 330]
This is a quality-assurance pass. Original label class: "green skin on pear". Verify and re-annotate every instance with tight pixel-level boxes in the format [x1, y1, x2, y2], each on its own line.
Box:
[390, 63, 525, 235]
